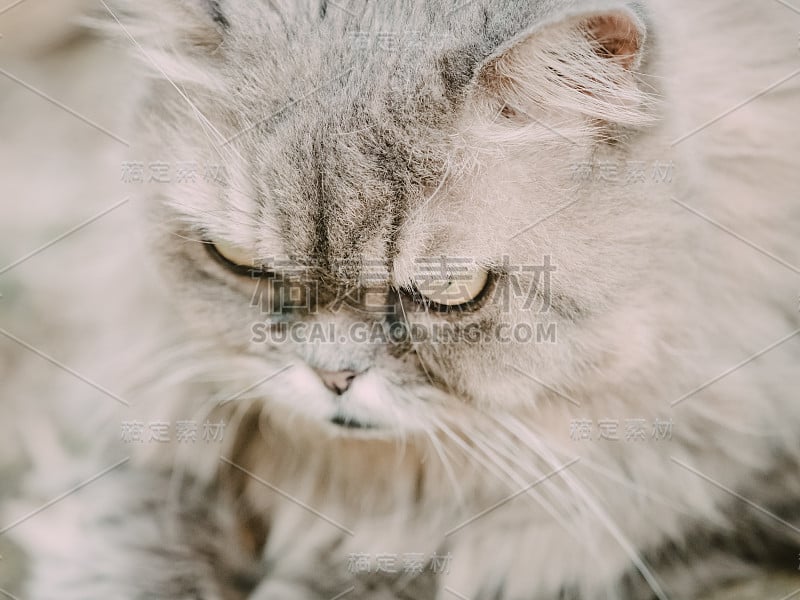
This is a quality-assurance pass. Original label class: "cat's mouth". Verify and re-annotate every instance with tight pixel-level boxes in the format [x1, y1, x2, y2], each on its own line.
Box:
[329, 413, 378, 430]
[263, 360, 426, 434]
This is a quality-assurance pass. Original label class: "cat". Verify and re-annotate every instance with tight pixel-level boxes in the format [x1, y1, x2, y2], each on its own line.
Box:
[19, 0, 800, 599]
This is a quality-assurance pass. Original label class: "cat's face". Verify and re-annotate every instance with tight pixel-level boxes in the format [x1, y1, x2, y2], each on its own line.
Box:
[133, 0, 657, 434]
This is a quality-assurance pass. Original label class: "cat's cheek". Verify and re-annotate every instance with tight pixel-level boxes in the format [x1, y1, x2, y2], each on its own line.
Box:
[265, 362, 337, 421]
[336, 372, 429, 432]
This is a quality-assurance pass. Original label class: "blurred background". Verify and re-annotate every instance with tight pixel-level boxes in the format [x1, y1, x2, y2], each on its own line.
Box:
[0, 2, 798, 599]
[0, 0, 147, 594]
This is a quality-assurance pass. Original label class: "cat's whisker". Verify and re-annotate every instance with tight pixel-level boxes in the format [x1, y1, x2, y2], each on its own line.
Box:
[470, 431, 585, 541]
[394, 294, 439, 389]
[474, 419, 577, 510]
[430, 415, 584, 543]
[486, 413, 609, 565]
[403, 161, 452, 224]
[420, 417, 468, 509]
[494, 413, 669, 600]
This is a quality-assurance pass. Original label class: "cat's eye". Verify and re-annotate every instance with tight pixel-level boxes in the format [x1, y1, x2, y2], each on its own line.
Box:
[411, 268, 490, 309]
[206, 240, 265, 275]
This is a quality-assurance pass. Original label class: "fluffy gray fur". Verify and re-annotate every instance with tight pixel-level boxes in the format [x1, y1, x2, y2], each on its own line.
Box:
[18, 0, 800, 599]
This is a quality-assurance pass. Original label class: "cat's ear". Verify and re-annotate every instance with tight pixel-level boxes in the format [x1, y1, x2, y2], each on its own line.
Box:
[158, 0, 229, 51]
[99, 0, 228, 85]
[476, 6, 652, 127]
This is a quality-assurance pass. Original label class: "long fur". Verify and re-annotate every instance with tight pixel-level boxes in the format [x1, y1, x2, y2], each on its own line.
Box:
[9, 1, 800, 599]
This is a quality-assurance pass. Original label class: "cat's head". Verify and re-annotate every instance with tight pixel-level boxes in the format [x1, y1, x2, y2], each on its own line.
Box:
[119, 0, 665, 435]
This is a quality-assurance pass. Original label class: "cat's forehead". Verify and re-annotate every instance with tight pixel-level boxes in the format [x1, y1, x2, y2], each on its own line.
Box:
[224, 3, 494, 269]
[234, 0, 503, 40]
[224, 0, 569, 90]
[228, 0, 565, 36]
[251, 106, 448, 273]
[228, 8, 481, 113]
[211, 0, 605, 269]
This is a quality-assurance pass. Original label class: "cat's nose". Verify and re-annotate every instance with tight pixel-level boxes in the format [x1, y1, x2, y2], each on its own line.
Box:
[315, 369, 358, 395]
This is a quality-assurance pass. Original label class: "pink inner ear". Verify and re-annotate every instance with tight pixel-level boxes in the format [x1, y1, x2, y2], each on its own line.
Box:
[584, 13, 643, 70]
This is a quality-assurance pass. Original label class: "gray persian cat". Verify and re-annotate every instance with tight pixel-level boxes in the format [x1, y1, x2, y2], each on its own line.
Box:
[23, 0, 800, 599]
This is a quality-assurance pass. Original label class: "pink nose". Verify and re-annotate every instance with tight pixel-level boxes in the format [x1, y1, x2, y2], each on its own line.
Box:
[315, 369, 358, 395]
